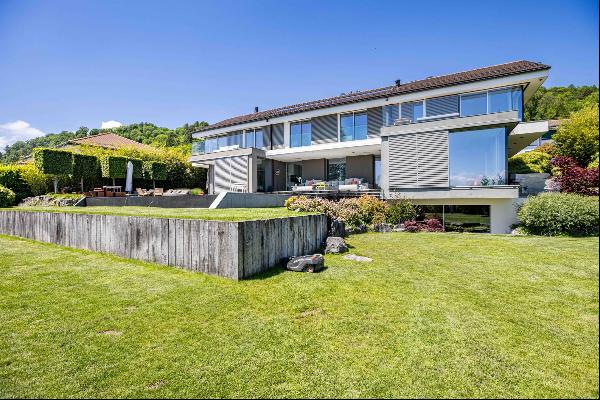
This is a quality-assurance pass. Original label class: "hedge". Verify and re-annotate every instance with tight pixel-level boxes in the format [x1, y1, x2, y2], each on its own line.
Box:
[0, 185, 16, 207]
[518, 192, 599, 236]
[72, 153, 99, 179]
[143, 161, 168, 181]
[33, 148, 73, 176]
[100, 155, 128, 179]
[0, 165, 32, 202]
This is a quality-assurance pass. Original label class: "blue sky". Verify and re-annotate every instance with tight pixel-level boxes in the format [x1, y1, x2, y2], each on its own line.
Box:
[0, 0, 598, 148]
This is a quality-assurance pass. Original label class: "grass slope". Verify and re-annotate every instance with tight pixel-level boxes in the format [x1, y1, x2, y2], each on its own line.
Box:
[0, 233, 598, 398]
[0, 206, 309, 221]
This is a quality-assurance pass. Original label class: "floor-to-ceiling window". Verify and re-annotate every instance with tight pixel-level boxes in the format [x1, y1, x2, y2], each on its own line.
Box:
[416, 205, 491, 233]
[374, 156, 381, 188]
[286, 163, 303, 189]
[449, 127, 507, 186]
[290, 121, 311, 147]
[243, 128, 264, 149]
[460, 87, 523, 118]
[340, 112, 367, 142]
[327, 158, 346, 182]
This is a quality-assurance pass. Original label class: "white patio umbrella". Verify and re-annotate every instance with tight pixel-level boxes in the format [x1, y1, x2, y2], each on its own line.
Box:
[125, 161, 133, 193]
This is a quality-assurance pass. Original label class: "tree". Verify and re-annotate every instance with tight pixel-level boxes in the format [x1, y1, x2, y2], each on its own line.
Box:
[72, 153, 99, 192]
[33, 148, 73, 193]
[553, 105, 599, 166]
[524, 85, 599, 121]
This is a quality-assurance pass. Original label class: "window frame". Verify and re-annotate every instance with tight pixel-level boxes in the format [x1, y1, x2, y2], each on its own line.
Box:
[338, 110, 368, 142]
[290, 119, 312, 148]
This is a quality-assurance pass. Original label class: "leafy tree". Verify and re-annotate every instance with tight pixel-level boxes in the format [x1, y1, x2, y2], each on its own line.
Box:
[553, 105, 599, 166]
[33, 148, 73, 193]
[524, 85, 599, 121]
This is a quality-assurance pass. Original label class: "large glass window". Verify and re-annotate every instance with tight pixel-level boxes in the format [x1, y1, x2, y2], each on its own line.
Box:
[449, 127, 507, 186]
[400, 101, 424, 123]
[243, 128, 264, 149]
[374, 156, 381, 188]
[287, 163, 303, 189]
[255, 129, 264, 149]
[460, 92, 488, 117]
[340, 112, 368, 142]
[244, 130, 255, 148]
[488, 88, 512, 114]
[327, 158, 346, 182]
[290, 121, 311, 147]
[444, 205, 490, 233]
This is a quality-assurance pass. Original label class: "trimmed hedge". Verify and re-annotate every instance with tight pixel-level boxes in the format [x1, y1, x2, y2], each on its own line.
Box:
[508, 151, 552, 174]
[72, 153, 99, 179]
[0, 184, 17, 207]
[33, 148, 73, 176]
[518, 192, 599, 236]
[143, 161, 168, 181]
[100, 155, 128, 179]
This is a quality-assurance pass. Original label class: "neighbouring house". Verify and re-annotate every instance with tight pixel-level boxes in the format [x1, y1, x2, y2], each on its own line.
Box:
[64, 132, 157, 151]
[189, 60, 552, 233]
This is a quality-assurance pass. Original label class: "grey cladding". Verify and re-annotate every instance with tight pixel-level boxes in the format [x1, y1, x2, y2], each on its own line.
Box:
[367, 107, 383, 138]
[312, 114, 338, 144]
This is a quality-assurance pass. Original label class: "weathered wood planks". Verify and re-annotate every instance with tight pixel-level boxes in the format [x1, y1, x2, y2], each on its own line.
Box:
[0, 211, 328, 280]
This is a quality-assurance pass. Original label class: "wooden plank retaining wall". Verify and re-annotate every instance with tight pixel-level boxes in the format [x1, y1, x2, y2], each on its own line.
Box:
[0, 211, 328, 280]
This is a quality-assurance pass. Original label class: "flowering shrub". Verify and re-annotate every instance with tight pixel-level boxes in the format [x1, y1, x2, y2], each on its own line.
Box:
[508, 151, 552, 174]
[518, 192, 599, 236]
[550, 156, 599, 196]
[286, 195, 417, 228]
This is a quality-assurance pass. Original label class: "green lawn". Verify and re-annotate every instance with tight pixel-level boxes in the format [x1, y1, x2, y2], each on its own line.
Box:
[0, 206, 309, 221]
[0, 232, 598, 398]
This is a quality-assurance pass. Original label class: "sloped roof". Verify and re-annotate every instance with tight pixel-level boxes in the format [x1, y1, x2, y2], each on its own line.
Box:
[68, 132, 156, 151]
[197, 60, 550, 133]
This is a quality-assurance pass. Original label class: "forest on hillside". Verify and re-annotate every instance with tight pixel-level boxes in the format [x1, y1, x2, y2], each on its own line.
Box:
[1, 85, 598, 164]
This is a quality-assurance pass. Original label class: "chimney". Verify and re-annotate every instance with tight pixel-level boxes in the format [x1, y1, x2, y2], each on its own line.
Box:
[254, 106, 259, 113]
[395, 79, 401, 87]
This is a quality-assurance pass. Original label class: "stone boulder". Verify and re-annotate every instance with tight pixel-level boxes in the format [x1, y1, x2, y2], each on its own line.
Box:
[329, 218, 346, 237]
[325, 236, 348, 254]
[343, 254, 372, 262]
[372, 223, 393, 233]
[346, 225, 368, 235]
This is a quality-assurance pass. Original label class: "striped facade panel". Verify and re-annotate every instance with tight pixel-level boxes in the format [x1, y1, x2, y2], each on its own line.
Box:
[388, 133, 418, 188]
[214, 156, 249, 193]
[416, 131, 449, 187]
[271, 123, 284, 149]
[388, 131, 449, 188]
[263, 126, 271, 149]
[367, 106, 383, 138]
[311, 114, 338, 144]
[426, 95, 459, 117]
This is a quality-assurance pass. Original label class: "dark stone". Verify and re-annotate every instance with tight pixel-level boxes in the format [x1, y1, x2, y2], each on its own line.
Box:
[325, 236, 348, 254]
[286, 254, 324, 273]
[329, 218, 346, 237]
[372, 223, 393, 232]
[346, 224, 368, 235]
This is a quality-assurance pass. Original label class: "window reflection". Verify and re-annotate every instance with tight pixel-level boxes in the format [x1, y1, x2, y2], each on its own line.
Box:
[449, 127, 506, 186]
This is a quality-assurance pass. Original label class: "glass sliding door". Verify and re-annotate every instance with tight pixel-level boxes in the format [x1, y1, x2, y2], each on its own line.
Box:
[327, 158, 346, 182]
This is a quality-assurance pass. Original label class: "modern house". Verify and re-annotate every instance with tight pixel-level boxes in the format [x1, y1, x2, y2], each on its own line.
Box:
[190, 60, 551, 233]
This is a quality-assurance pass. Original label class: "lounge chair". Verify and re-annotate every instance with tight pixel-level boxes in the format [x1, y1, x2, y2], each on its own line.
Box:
[153, 188, 164, 196]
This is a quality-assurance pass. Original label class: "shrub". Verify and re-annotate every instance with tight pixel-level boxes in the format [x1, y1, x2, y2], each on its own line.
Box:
[553, 104, 599, 166]
[534, 142, 558, 156]
[385, 199, 418, 224]
[100, 155, 128, 179]
[589, 154, 599, 168]
[518, 192, 599, 236]
[508, 151, 552, 174]
[403, 219, 444, 233]
[190, 188, 204, 195]
[33, 148, 73, 176]
[0, 185, 16, 207]
[0, 165, 32, 202]
[551, 156, 599, 196]
[17, 164, 51, 195]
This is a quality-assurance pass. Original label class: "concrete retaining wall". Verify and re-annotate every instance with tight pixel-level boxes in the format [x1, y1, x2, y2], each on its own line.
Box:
[210, 192, 292, 208]
[0, 210, 327, 280]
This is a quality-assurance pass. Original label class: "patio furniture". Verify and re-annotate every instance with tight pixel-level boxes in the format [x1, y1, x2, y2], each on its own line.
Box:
[103, 185, 122, 193]
[136, 188, 150, 196]
[153, 188, 164, 196]
[231, 183, 247, 192]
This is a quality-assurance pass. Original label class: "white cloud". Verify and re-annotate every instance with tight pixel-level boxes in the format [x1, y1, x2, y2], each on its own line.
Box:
[101, 120, 123, 129]
[0, 120, 45, 150]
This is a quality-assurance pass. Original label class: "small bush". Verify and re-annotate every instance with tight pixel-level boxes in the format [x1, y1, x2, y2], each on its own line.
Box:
[551, 156, 599, 196]
[17, 164, 51, 195]
[534, 142, 558, 156]
[386, 199, 417, 225]
[518, 192, 599, 236]
[0, 185, 16, 207]
[0, 165, 32, 202]
[508, 151, 552, 174]
[589, 154, 599, 168]
[403, 219, 444, 233]
[191, 188, 204, 195]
